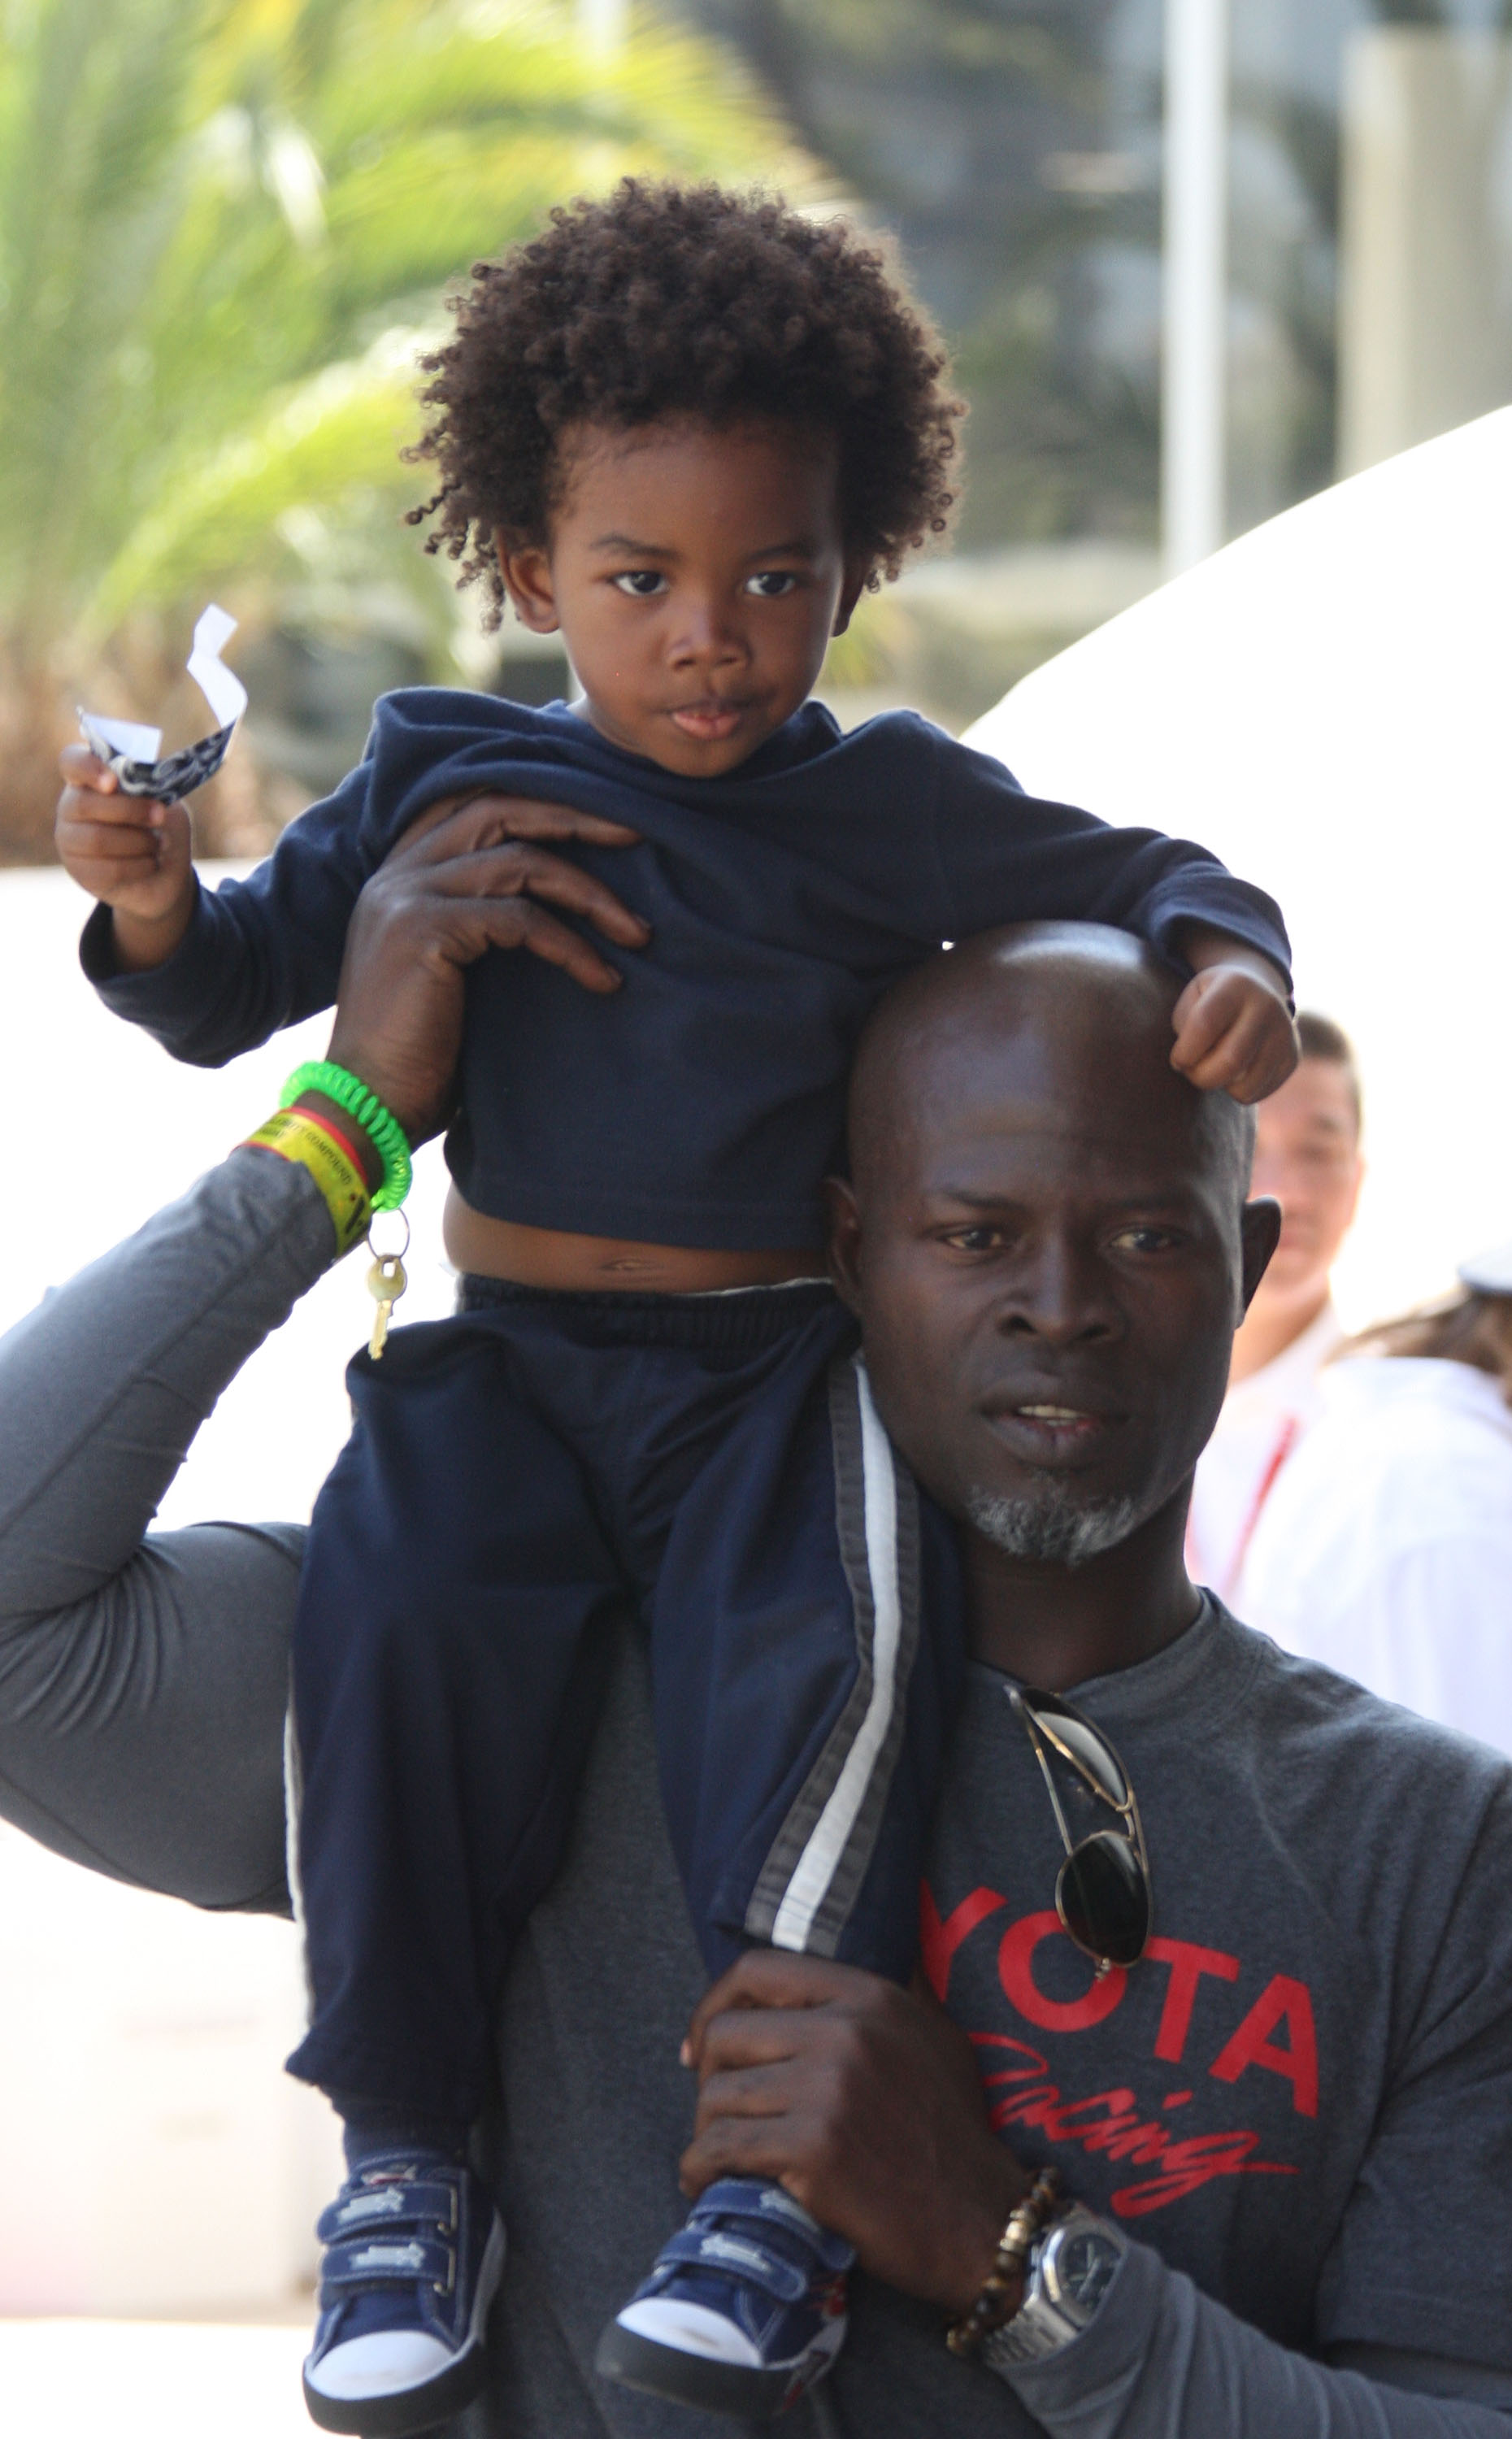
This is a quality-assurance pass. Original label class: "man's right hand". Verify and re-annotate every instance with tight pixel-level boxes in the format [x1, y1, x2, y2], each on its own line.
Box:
[678, 1951, 1030, 2319]
[54, 745, 197, 971]
[324, 792, 649, 1145]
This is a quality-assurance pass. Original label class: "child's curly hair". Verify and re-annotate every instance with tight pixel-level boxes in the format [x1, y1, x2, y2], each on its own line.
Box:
[406, 180, 964, 626]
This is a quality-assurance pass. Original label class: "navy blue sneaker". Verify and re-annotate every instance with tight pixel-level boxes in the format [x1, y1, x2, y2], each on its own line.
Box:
[595, 2177, 854, 2419]
[302, 2151, 505, 2437]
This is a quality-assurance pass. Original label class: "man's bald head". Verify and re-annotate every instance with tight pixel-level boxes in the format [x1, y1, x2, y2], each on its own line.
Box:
[849, 924, 1254, 1227]
[828, 923, 1278, 1580]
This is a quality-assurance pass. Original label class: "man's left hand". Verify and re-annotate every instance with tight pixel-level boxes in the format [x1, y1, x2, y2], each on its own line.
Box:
[680, 1952, 1028, 2315]
[1170, 929, 1298, 1103]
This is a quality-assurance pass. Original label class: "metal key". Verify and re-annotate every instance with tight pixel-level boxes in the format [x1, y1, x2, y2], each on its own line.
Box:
[367, 1252, 407, 1359]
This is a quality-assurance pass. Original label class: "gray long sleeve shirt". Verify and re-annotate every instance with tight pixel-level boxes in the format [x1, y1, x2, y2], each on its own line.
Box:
[0, 1149, 1509, 2438]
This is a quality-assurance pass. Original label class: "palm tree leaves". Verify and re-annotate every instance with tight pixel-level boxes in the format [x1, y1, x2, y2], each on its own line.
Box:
[84, 325, 426, 631]
[0, 0, 802, 663]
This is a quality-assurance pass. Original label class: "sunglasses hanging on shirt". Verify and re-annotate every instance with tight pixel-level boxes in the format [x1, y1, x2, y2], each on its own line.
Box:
[1008, 1686, 1152, 1974]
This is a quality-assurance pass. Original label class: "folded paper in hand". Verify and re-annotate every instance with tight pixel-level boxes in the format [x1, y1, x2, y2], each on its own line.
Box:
[78, 605, 248, 802]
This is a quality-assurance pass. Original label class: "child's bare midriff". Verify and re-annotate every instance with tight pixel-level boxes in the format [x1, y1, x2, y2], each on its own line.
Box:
[443, 1185, 823, 1291]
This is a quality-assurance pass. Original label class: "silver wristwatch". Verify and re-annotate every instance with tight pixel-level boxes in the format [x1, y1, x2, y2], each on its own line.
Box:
[980, 2206, 1127, 2373]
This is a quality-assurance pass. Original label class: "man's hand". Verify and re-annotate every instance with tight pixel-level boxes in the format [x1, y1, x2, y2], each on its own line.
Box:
[325, 791, 648, 1143]
[680, 1952, 1028, 2316]
[54, 745, 197, 970]
[1170, 928, 1298, 1103]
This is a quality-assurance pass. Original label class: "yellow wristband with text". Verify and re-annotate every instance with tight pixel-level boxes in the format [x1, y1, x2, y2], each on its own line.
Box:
[244, 1108, 372, 1259]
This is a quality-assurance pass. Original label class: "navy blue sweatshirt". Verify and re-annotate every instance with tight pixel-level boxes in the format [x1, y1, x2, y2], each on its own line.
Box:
[85, 693, 1291, 1249]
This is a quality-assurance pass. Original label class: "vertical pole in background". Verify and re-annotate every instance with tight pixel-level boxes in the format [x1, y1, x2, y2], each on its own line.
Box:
[1162, 0, 1230, 576]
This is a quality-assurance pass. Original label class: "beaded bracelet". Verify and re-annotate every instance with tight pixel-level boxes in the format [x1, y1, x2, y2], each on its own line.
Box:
[244, 1108, 372, 1259]
[280, 1061, 412, 1211]
[945, 2166, 1063, 2356]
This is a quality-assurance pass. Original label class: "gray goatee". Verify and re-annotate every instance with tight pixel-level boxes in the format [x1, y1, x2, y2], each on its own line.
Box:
[966, 1484, 1142, 1570]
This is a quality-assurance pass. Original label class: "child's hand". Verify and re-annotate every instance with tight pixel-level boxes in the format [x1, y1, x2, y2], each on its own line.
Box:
[54, 744, 196, 970]
[1170, 929, 1298, 1103]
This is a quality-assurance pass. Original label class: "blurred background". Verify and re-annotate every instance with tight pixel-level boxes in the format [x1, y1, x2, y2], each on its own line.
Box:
[4, 0, 1510, 864]
[0, 1, 1509, 2424]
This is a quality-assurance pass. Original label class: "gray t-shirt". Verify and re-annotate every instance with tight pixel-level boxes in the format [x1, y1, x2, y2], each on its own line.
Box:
[484, 1602, 1512, 2437]
[3, 1150, 1510, 2434]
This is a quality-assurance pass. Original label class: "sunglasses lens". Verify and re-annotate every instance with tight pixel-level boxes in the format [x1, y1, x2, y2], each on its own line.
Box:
[1021, 1690, 1132, 1809]
[1058, 1832, 1149, 1967]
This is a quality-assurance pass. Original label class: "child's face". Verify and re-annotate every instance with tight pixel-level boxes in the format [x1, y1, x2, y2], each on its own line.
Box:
[496, 417, 867, 776]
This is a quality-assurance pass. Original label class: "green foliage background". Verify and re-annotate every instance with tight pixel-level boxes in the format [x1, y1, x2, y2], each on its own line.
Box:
[0, 0, 804, 850]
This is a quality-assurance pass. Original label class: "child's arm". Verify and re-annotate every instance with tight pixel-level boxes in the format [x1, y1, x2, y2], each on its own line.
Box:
[57, 741, 372, 1067]
[931, 735, 1297, 1105]
[1167, 924, 1296, 1104]
[55, 744, 649, 1073]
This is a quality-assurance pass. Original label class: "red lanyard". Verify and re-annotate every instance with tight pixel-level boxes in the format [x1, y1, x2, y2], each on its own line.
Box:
[1188, 1412, 1301, 1601]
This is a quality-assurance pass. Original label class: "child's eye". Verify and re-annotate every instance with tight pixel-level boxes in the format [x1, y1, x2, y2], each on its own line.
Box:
[612, 571, 667, 597]
[744, 572, 799, 598]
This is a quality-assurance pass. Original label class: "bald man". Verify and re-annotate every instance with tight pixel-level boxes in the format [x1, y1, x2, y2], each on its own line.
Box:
[2, 922, 1511, 2437]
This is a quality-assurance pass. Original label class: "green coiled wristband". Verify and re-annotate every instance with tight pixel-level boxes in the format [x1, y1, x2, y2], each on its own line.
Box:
[280, 1061, 413, 1211]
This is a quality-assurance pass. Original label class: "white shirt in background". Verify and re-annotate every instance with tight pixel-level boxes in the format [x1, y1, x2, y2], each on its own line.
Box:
[1240, 1355, 1512, 1756]
[1188, 1301, 1343, 1614]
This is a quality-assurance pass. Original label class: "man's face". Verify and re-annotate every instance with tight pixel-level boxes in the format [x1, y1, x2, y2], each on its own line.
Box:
[832, 980, 1275, 1563]
[1246, 1056, 1362, 1306]
[496, 417, 865, 778]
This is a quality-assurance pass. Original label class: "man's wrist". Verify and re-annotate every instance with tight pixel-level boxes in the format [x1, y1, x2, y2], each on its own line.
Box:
[941, 2145, 1036, 2318]
[294, 1089, 385, 1195]
[979, 2206, 1128, 2375]
[947, 2164, 1063, 2352]
[241, 1108, 373, 1259]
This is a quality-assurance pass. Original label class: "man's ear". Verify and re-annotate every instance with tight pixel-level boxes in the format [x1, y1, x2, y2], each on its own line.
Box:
[1239, 1196, 1283, 1312]
[495, 529, 560, 635]
[823, 1175, 864, 1313]
[829, 560, 872, 639]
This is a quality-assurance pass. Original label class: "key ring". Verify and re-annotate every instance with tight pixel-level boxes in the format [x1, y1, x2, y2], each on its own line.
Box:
[366, 1210, 411, 1267]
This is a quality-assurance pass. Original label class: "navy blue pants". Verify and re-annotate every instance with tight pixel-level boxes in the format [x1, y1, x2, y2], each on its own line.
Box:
[286, 1280, 963, 2121]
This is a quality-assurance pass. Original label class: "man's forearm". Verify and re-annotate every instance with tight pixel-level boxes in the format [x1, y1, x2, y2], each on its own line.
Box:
[0, 1146, 335, 1618]
[675, 1957, 1510, 2438]
[0, 1147, 332, 1907]
[1005, 2236, 1511, 2437]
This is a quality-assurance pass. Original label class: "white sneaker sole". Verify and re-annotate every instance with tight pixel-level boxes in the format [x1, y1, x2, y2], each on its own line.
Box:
[303, 2215, 506, 2437]
[595, 2302, 845, 2420]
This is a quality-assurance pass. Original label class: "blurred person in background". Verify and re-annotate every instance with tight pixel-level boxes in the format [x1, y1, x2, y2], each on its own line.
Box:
[1187, 1013, 1363, 1612]
[1241, 1250, 1512, 1754]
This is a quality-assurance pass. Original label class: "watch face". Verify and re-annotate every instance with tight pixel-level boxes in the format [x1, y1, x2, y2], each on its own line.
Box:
[979, 2215, 1126, 2376]
[1052, 2226, 1122, 2317]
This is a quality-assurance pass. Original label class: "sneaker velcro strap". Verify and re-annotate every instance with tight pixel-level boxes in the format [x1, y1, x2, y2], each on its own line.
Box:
[693, 2178, 803, 2220]
[757, 2204, 855, 2276]
[691, 2180, 856, 2276]
[319, 2232, 456, 2296]
[316, 2179, 459, 2246]
[653, 2225, 808, 2304]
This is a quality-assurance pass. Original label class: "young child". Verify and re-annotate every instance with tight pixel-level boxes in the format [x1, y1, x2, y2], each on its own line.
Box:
[59, 183, 1295, 2433]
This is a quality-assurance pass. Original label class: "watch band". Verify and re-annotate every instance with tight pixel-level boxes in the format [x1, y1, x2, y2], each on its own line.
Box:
[980, 2206, 1127, 2373]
